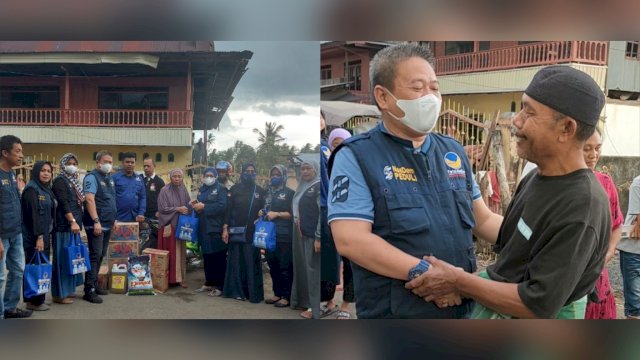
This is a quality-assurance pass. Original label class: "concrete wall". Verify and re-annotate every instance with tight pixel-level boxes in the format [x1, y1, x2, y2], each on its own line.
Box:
[602, 101, 640, 157]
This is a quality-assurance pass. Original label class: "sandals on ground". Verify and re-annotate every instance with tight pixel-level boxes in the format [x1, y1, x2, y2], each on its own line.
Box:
[265, 296, 281, 304]
[195, 285, 213, 293]
[336, 310, 352, 320]
[320, 304, 339, 318]
[207, 289, 222, 297]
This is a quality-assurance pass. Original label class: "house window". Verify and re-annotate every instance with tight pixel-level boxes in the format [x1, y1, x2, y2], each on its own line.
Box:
[155, 153, 162, 163]
[118, 152, 124, 161]
[626, 41, 639, 59]
[168, 153, 175, 162]
[444, 42, 474, 55]
[321, 65, 332, 81]
[143, 152, 150, 160]
[98, 87, 169, 110]
[0, 86, 60, 108]
[344, 60, 362, 91]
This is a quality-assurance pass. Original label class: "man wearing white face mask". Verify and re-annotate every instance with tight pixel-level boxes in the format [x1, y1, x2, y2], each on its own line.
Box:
[82, 150, 117, 304]
[328, 43, 503, 319]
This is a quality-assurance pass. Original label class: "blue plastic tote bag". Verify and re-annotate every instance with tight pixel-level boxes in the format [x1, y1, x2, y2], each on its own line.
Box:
[64, 233, 91, 275]
[253, 216, 276, 252]
[177, 212, 199, 243]
[24, 251, 52, 298]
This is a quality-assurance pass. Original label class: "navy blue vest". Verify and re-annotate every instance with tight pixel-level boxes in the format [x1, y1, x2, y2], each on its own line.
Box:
[267, 187, 294, 242]
[0, 169, 21, 238]
[54, 175, 84, 232]
[330, 125, 477, 319]
[83, 169, 117, 227]
[298, 182, 320, 238]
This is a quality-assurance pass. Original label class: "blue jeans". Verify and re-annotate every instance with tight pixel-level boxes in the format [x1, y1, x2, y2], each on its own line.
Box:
[0, 234, 25, 319]
[620, 250, 640, 317]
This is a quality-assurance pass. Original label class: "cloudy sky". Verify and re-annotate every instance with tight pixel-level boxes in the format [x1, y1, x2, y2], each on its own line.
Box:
[195, 41, 319, 153]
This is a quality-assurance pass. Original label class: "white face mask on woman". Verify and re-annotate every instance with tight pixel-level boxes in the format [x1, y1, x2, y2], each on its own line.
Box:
[203, 176, 216, 186]
[64, 165, 78, 175]
[384, 88, 442, 134]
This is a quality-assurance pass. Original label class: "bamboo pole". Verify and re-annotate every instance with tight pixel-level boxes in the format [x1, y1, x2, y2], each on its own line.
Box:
[492, 129, 512, 214]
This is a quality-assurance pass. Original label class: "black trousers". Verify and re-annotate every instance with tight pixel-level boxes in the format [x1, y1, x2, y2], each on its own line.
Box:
[321, 280, 337, 302]
[342, 256, 355, 303]
[84, 228, 112, 294]
[203, 249, 227, 289]
[266, 242, 293, 300]
[23, 246, 50, 306]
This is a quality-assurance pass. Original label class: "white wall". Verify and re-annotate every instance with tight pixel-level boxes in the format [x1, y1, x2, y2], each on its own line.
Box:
[602, 101, 640, 157]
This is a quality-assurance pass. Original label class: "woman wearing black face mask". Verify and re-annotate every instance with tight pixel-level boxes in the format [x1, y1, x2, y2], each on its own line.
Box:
[222, 163, 266, 303]
[261, 164, 294, 308]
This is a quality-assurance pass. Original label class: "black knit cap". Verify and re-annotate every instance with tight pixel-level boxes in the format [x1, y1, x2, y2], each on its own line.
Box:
[524, 65, 605, 126]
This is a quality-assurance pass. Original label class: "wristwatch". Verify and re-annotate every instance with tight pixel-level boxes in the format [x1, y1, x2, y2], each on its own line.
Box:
[408, 259, 430, 280]
[93, 217, 100, 224]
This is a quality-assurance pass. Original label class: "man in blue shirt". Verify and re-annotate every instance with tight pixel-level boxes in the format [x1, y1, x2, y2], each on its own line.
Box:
[0, 135, 32, 319]
[328, 43, 503, 319]
[113, 152, 146, 223]
[82, 150, 117, 304]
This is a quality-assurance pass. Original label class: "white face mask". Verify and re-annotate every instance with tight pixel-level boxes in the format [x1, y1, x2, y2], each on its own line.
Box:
[99, 163, 112, 174]
[203, 177, 216, 186]
[385, 88, 442, 134]
[64, 165, 78, 175]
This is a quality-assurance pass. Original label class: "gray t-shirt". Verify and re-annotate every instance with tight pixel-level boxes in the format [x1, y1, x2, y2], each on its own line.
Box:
[617, 175, 640, 254]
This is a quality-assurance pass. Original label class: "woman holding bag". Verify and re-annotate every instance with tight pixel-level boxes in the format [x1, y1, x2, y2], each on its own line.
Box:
[192, 167, 228, 296]
[157, 168, 192, 288]
[222, 163, 265, 303]
[261, 164, 294, 308]
[51, 153, 85, 305]
[21, 161, 56, 311]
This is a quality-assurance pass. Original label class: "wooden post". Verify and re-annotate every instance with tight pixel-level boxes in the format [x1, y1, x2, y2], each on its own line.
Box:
[492, 130, 512, 213]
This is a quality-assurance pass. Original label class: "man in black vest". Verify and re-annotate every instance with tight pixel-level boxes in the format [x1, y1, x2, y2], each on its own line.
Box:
[82, 150, 117, 304]
[142, 157, 164, 249]
[328, 43, 503, 319]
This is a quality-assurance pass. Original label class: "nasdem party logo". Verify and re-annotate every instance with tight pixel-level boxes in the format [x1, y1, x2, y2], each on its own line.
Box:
[444, 152, 462, 170]
[383, 165, 417, 182]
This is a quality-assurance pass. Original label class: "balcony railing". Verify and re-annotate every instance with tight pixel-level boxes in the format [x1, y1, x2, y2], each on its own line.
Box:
[0, 109, 193, 127]
[435, 41, 608, 75]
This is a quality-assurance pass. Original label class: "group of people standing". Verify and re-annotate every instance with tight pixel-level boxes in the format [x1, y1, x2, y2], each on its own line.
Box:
[0, 133, 327, 319]
[190, 161, 328, 316]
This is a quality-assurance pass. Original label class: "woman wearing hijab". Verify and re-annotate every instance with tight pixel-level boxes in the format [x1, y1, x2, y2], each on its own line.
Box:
[51, 154, 84, 305]
[21, 161, 56, 311]
[157, 168, 192, 287]
[193, 167, 228, 297]
[328, 128, 355, 319]
[222, 163, 265, 303]
[328, 128, 352, 151]
[261, 164, 295, 308]
[290, 160, 322, 319]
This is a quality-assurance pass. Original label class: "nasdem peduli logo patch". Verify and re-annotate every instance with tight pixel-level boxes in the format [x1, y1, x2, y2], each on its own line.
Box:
[444, 152, 462, 170]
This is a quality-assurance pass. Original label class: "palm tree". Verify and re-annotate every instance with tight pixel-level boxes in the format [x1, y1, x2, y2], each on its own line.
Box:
[253, 121, 285, 151]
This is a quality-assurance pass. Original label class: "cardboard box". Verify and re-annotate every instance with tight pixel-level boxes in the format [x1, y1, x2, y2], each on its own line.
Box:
[111, 222, 139, 241]
[97, 265, 109, 290]
[108, 240, 138, 259]
[142, 248, 169, 293]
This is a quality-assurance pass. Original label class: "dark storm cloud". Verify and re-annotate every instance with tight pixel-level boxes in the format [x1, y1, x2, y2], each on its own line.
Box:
[252, 103, 308, 117]
[215, 41, 319, 106]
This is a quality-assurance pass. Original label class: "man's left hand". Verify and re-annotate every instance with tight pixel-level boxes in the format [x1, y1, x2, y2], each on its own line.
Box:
[405, 255, 461, 299]
[136, 215, 145, 223]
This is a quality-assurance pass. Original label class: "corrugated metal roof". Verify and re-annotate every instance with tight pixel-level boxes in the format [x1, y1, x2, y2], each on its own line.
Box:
[0, 41, 213, 53]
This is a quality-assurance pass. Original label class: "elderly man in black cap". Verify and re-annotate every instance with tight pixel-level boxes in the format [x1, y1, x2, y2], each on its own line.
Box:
[406, 65, 611, 319]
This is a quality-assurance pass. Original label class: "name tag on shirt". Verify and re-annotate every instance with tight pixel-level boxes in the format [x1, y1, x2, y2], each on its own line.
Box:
[517, 217, 533, 241]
